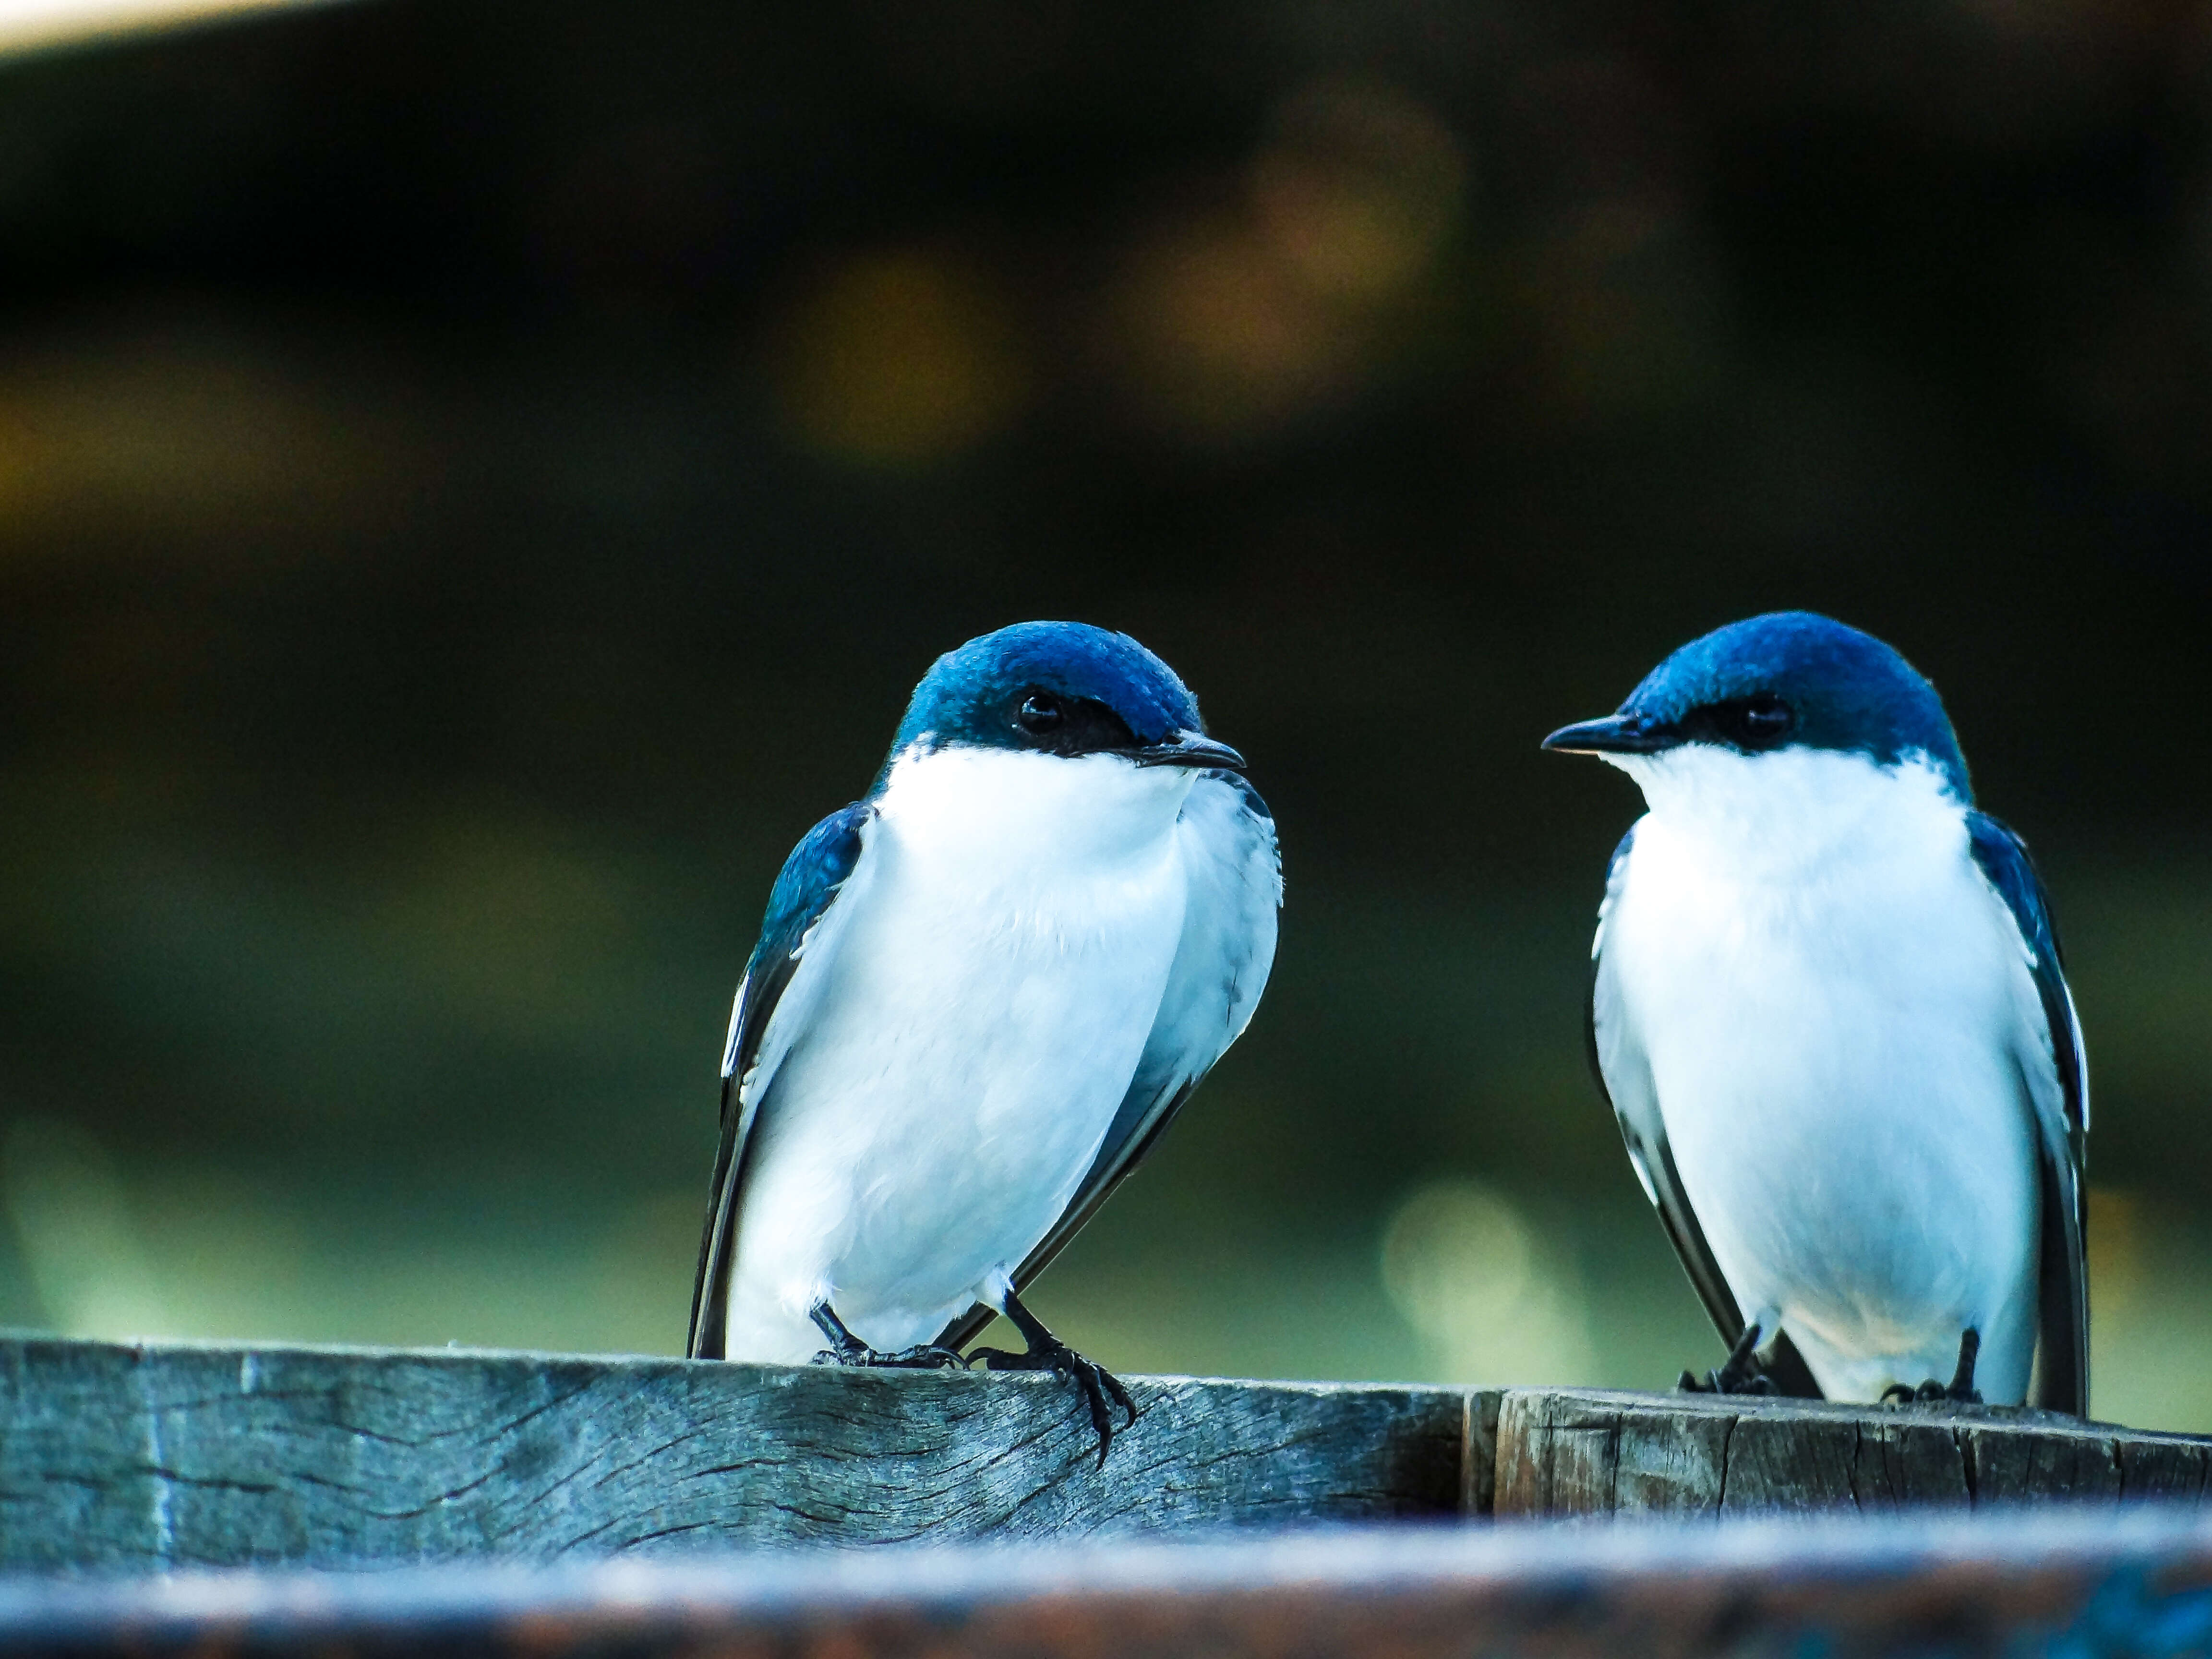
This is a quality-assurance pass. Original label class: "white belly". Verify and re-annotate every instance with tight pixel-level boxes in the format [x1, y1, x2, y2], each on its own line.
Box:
[1606, 757, 2044, 1402]
[722, 749, 1193, 1362]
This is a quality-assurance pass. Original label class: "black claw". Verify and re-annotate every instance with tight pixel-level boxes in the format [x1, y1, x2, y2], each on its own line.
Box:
[809, 1342, 962, 1369]
[1714, 1322, 1764, 1391]
[974, 1338, 1136, 1465]
[976, 1286, 1140, 1466]
[1880, 1330, 1984, 1409]
[805, 1303, 962, 1370]
[1679, 1322, 1775, 1395]
[1099, 1364, 1138, 1428]
[893, 1344, 966, 1368]
[1066, 1354, 1120, 1465]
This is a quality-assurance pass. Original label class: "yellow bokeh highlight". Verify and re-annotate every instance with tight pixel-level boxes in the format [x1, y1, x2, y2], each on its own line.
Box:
[775, 247, 1030, 469]
[1102, 78, 1467, 441]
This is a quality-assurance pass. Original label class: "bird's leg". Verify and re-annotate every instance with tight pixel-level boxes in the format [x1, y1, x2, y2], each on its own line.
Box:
[1678, 1321, 1779, 1395]
[1944, 1327, 1984, 1402]
[807, 1301, 963, 1370]
[1879, 1328, 1984, 1407]
[966, 1286, 1138, 1466]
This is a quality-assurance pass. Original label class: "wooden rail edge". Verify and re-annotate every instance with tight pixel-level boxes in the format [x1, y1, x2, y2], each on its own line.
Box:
[1493, 1388, 2212, 1518]
[1, 1337, 2208, 1572]
[3, 1511, 2212, 1657]
[0, 1336, 1481, 1571]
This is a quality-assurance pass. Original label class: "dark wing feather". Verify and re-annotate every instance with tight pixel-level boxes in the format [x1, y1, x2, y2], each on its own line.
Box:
[1589, 826, 1822, 1397]
[1966, 812, 2090, 1416]
[935, 772, 1282, 1351]
[686, 802, 872, 1360]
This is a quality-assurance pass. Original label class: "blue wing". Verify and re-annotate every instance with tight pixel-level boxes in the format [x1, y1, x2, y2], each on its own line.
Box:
[936, 771, 1282, 1350]
[1590, 825, 1823, 1395]
[687, 802, 872, 1359]
[1966, 812, 2090, 1415]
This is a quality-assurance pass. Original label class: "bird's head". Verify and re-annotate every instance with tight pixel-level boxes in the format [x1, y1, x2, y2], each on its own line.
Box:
[882, 621, 1243, 782]
[1543, 612, 1970, 801]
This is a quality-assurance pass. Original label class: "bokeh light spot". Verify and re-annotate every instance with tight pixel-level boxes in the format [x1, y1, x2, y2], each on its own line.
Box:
[775, 247, 1029, 469]
[2, 1117, 164, 1338]
[1099, 78, 1467, 442]
[1381, 1178, 1596, 1384]
[1252, 80, 1467, 304]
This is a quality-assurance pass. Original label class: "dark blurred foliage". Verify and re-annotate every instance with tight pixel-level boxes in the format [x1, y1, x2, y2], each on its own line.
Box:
[0, 0, 2207, 1418]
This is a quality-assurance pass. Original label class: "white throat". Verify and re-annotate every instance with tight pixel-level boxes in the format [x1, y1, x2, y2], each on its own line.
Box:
[1607, 745, 1965, 880]
[875, 744, 1199, 868]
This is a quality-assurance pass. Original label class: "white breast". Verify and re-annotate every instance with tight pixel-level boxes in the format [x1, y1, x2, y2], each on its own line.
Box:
[721, 746, 1197, 1362]
[1602, 746, 2045, 1402]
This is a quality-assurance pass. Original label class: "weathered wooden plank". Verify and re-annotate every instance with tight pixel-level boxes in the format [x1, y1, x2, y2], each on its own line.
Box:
[3, 1507, 2211, 1657]
[1495, 1388, 2212, 1519]
[2115, 1435, 2212, 1502]
[1853, 1417, 1974, 1509]
[1612, 1404, 1730, 1515]
[12, 1337, 2212, 1568]
[1459, 1387, 1502, 1517]
[0, 1337, 1486, 1571]
[1970, 1419, 2122, 1504]
[1719, 1410, 1857, 1512]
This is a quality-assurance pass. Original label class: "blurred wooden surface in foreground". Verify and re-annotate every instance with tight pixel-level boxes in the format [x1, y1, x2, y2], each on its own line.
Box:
[2, 1512, 2211, 1657]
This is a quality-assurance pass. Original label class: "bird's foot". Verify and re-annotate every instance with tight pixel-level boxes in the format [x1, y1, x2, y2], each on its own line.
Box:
[1678, 1321, 1779, 1396]
[970, 1342, 1135, 1464]
[1880, 1328, 1983, 1407]
[969, 1287, 1138, 1466]
[806, 1302, 963, 1370]
[812, 1343, 966, 1369]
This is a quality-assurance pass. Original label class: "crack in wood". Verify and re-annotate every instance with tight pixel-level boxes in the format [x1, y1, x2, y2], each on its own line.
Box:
[0, 1337, 1485, 1570]
[14, 1339, 2208, 1564]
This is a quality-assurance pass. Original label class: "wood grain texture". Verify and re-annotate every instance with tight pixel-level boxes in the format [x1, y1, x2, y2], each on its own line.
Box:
[1495, 1388, 2212, 1518]
[9, 1336, 2209, 1574]
[0, 1337, 1484, 1572]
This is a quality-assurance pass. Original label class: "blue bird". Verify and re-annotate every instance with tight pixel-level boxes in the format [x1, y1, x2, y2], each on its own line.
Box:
[688, 621, 1281, 1455]
[1544, 612, 2087, 1411]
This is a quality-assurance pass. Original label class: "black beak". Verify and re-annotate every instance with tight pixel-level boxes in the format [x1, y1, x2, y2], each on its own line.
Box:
[1130, 731, 1247, 772]
[1541, 713, 1679, 756]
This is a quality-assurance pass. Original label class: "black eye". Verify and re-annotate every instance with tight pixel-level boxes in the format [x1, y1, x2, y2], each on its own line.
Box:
[1017, 692, 1063, 733]
[1732, 695, 1794, 746]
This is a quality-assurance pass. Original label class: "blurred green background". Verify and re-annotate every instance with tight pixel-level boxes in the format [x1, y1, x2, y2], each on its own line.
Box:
[0, 0, 2207, 1428]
